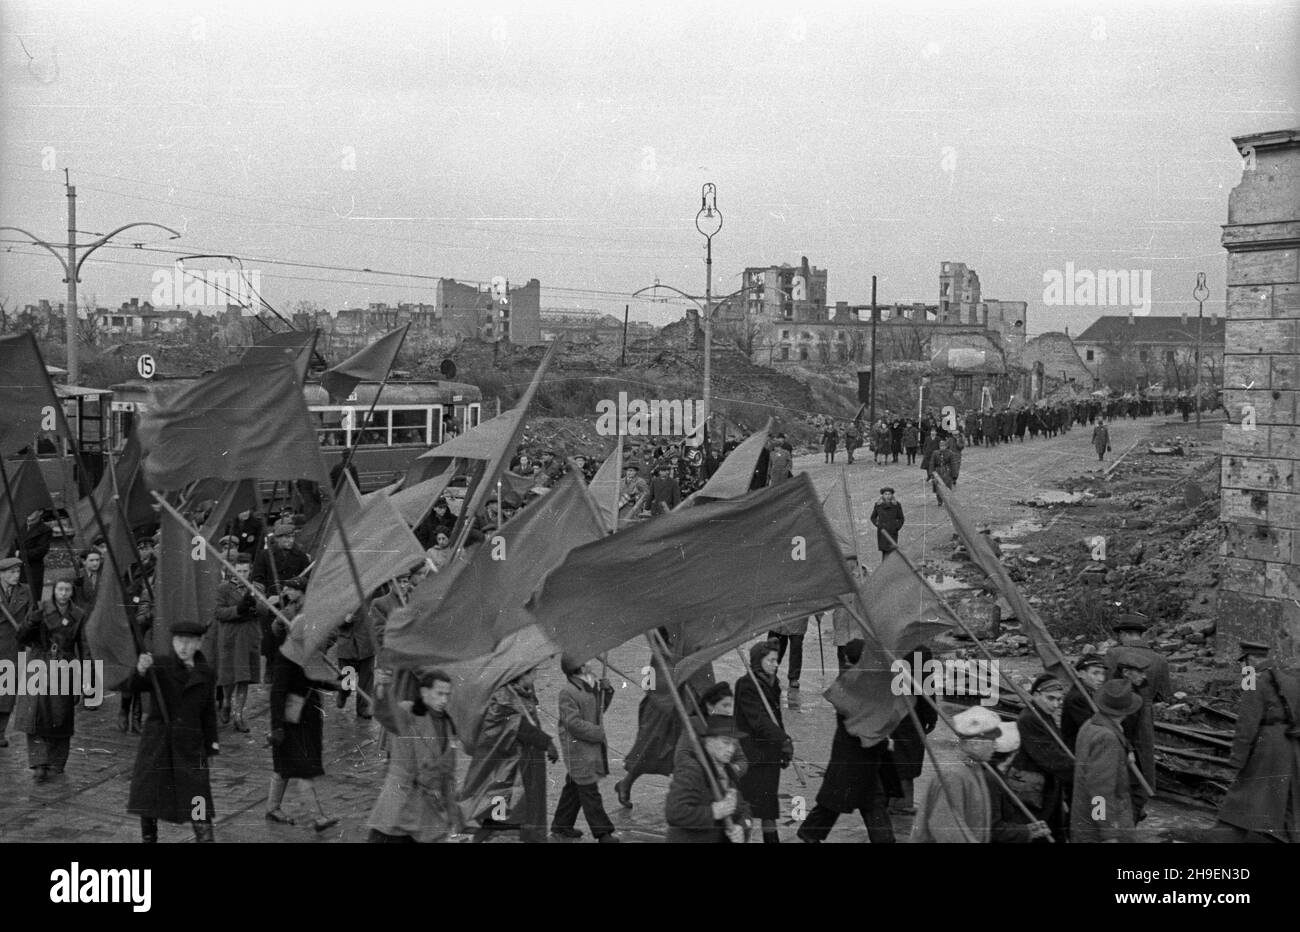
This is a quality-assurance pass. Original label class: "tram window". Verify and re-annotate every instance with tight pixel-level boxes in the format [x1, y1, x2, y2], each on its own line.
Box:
[357, 410, 389, 446]
[391, 409, 428, 445]
[314, 410, 348, 449]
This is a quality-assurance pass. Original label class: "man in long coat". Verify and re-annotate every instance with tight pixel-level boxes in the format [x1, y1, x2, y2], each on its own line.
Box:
[1105, 614, 1171, 820]
[126, 619, 218, 842]
[1092, 420, 1111, 462]
[798, 639, 899, 843]
[1215, 641, 1300, 842]
[869, 488, 905, 559]
[1071, 680, 1140, 843]
[0, 557, 32, 746]
[1012, 674, 1075, 842]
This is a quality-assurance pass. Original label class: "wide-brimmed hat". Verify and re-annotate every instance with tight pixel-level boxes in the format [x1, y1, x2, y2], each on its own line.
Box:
[695, 714, 746, 740]
[880, 487, 895, 494]
[1096, 679, 1142, 716]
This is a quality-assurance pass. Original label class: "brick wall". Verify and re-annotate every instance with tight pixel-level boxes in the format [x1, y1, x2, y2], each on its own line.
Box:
[1220, 127, 1300, 663]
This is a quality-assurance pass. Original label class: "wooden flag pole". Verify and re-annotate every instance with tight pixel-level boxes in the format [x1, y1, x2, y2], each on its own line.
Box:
[929, 479, 1152, 797]
[151, 491, 373, 707]
[840, 596, 1050, 839]
[874, 527, 1075, 763]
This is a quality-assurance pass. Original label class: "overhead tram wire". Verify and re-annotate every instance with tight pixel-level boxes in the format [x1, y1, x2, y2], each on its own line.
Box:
[0, 236, 701, 311]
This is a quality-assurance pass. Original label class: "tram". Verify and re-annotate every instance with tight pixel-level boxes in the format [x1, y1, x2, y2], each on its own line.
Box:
[107, 376, 483, 492]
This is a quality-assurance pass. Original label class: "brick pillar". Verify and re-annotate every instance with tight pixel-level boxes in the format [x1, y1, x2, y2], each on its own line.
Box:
[1220, 127, 1300, 664]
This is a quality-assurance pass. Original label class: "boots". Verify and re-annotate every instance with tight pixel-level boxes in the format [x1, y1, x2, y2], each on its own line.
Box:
[763, 829, 780, 844]
[130, 703, 143, 734]
[141, 817, 158, 843]
[192, 821, 215, 843]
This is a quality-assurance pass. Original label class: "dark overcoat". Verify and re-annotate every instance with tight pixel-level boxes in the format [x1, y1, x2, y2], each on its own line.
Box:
[869, 500, 905, 553]
[126, 653, 218, 823]
[1217, 662, 1300, 840]
[735, 670, 787, 819]
[815, 715, 900, 813]
[12, 600, 89, 737]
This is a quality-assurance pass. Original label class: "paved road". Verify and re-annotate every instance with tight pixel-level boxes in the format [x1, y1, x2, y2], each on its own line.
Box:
[1, 414, 1214, 842]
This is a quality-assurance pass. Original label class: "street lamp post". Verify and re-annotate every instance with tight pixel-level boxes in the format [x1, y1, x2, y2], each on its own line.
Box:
[1192, 271, 1210, 428]
[695, 184, 722, 429]
[1, 174, 179, 383]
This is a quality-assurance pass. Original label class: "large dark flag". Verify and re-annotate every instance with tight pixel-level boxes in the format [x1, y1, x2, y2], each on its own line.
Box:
[0, 332, 61, 457]
[381, 473, 607, 670]
[527, 473, 857, 669]
[859, 551, 953, 656]
[0, 451, 54, 555]
[72, 433, 156, 545]
[936, 481, 1068, 678]
[85, 507, 143, 689]
[137, 359, 329, 491]
[320, 325, 409, 404]
[241, 329, 317, 382]
[281, 477, 426, 678]
[153, 482, 252, 656]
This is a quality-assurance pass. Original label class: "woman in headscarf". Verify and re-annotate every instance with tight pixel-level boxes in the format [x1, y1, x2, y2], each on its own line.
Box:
[13, 578, 90, 783]
[460, 666, 558, 843]
[734, 639, 794, 843]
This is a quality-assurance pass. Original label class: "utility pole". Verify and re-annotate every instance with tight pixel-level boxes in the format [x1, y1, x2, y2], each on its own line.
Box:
[1192, 272, 1209, 428]
[868, 275, 878, 428]
[1, 173, 180, 384]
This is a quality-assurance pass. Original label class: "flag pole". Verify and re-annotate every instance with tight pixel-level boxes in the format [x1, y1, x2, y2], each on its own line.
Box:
[449, 339, 561, 561]
[930, 479, 1152, 796]
[647, 628, 739, 837]
[18, 337, 164, 719]
[839, 596, 1049, 838]
[609, 424, 623, 534]
[150, 491, 372, 707]
[875, 528, 1075, 762]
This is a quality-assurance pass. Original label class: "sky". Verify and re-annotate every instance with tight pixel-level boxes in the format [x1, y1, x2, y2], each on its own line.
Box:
[1, 0, 1296, 337]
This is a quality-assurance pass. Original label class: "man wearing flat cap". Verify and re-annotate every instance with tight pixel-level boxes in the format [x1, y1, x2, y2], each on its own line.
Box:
[1105, 613, 1171, 820]
[1010, 673, 1074, 842]
[911, 706, 1004, 843]
[1215, 641, 1300, 843]
[125, 619, 218, 843]
[1071, 680, 1141, 843]
[869, 488, 905, 560]
[1062, 653, 1108, 754]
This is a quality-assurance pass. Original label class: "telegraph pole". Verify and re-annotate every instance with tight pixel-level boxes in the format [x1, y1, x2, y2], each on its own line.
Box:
[1, 172, 179, 383]
[696, 184, 721, 429]
[868, 275, 878, 428]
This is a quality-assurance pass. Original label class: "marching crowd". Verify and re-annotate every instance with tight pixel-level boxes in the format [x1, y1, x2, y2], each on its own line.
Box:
[1, 386, 1291, 845]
